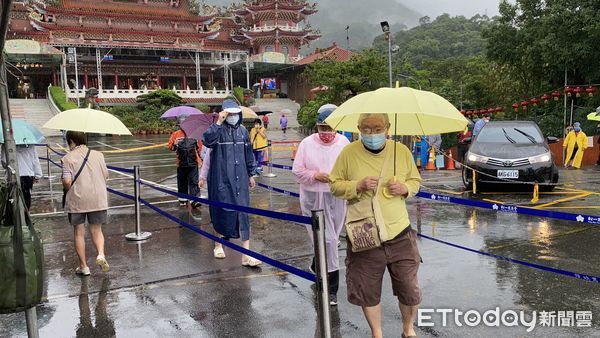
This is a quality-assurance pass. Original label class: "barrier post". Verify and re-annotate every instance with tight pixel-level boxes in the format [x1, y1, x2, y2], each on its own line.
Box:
[311, 210, 331, 338]
[44, 146, 51, 179]
[25, 307, 39, 338]
[126, 166, 152, 241]
[262, 140, 277, 178]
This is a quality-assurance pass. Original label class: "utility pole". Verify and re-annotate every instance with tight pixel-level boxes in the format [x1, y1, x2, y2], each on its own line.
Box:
[0, 1, 39, 337]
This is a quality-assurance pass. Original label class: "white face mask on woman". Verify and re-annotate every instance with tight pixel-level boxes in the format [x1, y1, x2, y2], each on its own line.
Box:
[226, 114, 240, 125]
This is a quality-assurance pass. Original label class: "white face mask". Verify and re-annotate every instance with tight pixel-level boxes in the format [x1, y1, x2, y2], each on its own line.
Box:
[226, 114, 240, 125]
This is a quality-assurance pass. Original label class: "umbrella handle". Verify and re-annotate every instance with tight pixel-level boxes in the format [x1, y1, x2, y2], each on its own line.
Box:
[382, 176, 396, 199]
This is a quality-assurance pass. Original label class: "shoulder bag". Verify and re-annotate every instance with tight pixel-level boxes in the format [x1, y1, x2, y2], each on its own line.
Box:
[345, 148, 391, 252]
[62, 148, 92, 208]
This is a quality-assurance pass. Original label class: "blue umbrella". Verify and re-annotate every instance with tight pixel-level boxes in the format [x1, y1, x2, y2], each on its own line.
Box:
[0, 119, 45, 145]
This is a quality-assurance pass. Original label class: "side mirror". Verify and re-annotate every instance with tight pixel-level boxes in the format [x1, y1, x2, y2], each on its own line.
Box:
[547, 136, 558, 144]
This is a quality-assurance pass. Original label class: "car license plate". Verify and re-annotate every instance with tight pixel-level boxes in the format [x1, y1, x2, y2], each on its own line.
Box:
[497, 170, 519, 179]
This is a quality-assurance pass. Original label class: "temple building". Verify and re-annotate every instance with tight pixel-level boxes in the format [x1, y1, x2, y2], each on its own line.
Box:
[5, 0, 320, 105]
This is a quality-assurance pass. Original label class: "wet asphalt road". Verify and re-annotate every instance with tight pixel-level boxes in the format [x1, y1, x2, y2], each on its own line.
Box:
[1, 132, 599, 337]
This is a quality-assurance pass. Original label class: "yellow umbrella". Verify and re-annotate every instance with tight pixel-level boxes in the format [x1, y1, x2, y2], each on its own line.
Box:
[325, 87, 468, 198]
[240, 106, 258, 120]
[587, 107, 600, 122]
[43, 108, 132, 135]
[325, 87, 468, 135]
[586, 112, 600, 122]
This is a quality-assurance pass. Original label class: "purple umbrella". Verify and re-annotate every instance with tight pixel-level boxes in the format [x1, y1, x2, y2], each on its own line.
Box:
[180, 113, 215, 140]
[160, 106, 204, 120]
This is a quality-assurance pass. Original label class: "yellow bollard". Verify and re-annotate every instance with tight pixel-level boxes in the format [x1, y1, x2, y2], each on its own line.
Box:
[472, 170, 477, 194]
[531, 183, 539, 204]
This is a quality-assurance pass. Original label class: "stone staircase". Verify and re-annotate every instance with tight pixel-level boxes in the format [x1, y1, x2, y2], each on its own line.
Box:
[254, 98, 301, 130]
[8, 99, 61, 137]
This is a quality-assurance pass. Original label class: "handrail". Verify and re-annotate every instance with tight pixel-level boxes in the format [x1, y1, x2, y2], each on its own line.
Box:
[46, 85, 63, 115]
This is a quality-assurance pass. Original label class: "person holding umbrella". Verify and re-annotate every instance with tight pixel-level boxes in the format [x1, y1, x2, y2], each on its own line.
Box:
[292, 104, 349, 306]
[325, 87, 468, 338]
[0, 120, 45, 209]
[329, 114, 422, 338]
[168, 115, 203, 207]
[202, 99, 260, 267]
[62, 131, 110, 276]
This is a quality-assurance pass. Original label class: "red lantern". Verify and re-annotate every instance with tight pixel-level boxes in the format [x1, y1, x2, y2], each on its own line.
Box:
[487, 107, 494, 114]
[574, 86, 583, 97]
[565, 86, 573, 97]
[530, 97, 539, 107]
[495, 106, 503, 113]
[586, 86, 597, 97]
[521, 101, 529, 110]
[541, 93, 550, 104]
[466, 110, 472, 116]
[460, 109, 466, 115]
[552, 90, 561, 101]
[479, 109, 486, 115]
[512, 103, 519, 112]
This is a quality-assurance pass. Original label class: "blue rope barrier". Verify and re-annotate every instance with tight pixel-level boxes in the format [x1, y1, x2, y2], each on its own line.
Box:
[256, 181, 600, 284]
[107, 187, 135, 201]
[107, 165, 135, 174]
[416, 191, 600, 227]
[38, 155, 600, 284]
[418, 233, 600, 284]
[45, 145, 66, 157]
[39, 157, 63, 169]
[261, 162, 293, 171]
[139, 197, 316, 282]
[260, 162, 600, 227]
[256, 182, 300, 198]
[140, 180, 312, 225]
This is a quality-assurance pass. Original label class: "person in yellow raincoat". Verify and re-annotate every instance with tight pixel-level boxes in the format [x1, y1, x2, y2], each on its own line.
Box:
[563, 122, 587, 169]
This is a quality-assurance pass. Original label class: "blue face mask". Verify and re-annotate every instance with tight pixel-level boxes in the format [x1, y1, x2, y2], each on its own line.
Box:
[226, 114, 240, 125]
[574, 127, 581, 132]
[361, 133, 386, 150]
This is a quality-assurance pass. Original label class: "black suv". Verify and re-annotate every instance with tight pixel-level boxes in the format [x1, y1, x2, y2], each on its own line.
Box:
[462, 121, 559, 190]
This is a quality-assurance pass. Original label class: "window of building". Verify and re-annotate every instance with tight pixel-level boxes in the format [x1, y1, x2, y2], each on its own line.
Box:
[281, 46, 289, 55]
[264, 46, 274, 53]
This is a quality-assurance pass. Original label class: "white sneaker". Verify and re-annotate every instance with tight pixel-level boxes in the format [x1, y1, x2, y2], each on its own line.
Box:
[75, 267, 90, 276]
[96, 255, 110, 272]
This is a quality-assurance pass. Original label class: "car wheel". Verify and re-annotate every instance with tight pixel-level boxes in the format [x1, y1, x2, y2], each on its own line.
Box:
[462, 166, 473, 190]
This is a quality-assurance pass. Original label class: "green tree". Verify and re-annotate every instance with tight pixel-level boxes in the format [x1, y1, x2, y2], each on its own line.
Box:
[304, 49, 387, 104]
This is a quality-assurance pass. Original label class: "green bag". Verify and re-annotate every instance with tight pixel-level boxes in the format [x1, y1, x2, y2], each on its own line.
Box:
[0, 181, 44, 314]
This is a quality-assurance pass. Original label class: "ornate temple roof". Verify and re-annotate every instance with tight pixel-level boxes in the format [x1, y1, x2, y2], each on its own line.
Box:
[235, 0, 317, 23]
[295, 42, 353, 65]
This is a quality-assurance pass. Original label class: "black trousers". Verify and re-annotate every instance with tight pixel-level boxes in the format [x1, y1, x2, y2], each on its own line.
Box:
[20, 176, 34, 209]
[177, 166, 200, 201]
[311, 258, 340, 296]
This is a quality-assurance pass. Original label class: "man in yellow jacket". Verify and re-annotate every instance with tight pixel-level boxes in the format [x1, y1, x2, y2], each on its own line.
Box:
[563, 122, 587, 169]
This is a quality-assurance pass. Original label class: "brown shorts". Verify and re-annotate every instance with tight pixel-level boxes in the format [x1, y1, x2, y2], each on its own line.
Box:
[345, 227, 422, 307]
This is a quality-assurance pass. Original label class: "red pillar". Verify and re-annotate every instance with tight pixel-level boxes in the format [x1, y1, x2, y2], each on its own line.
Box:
[156, 75, 161, 88]
[52, 70, 57, 86]
[114, 73, 119, 89]
[182, 74, 187, 89]
[84, 72, 89, 88]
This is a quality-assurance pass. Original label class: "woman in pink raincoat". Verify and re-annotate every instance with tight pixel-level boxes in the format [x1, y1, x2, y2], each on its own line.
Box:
[292, 104, 350, 306]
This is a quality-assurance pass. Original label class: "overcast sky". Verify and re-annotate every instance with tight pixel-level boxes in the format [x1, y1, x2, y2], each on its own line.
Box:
[206, 0, 502, 18]
[399, 0, 502, 18]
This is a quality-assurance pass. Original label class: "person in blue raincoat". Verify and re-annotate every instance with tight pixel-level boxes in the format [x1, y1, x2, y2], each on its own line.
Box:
[202, 99, 261, 267]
